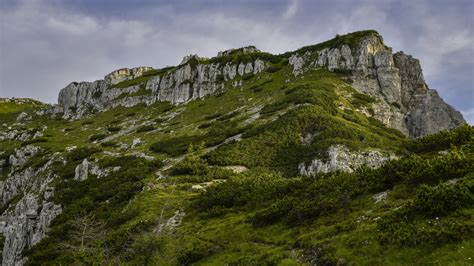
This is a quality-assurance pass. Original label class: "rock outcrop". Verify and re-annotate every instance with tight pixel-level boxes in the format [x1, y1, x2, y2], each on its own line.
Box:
[299, 145, 392, 176]
[104, 66, 154, 85]
[58, 56, 266, 119]
[0, 151, 62, 265]
[217, 46, 260, 57]
[289, 33, 465, 136]
[56, 32, 465, 136]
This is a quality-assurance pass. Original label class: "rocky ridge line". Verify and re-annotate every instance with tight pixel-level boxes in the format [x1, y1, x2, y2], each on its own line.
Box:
[55, 31, 465, 137]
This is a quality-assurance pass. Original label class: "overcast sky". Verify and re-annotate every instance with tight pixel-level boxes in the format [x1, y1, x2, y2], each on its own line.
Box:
[1, 0, 473, 123]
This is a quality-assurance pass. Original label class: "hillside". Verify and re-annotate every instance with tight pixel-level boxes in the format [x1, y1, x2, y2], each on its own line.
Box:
[0, 30, 472, 265]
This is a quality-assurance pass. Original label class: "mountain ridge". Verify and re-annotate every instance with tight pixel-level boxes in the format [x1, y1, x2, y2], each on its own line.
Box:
[53, 30, 465, 137]
[0, 30, 472, 265]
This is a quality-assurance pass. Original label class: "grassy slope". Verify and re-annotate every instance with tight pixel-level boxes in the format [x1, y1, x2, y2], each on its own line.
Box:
[1, 30, 472, 264]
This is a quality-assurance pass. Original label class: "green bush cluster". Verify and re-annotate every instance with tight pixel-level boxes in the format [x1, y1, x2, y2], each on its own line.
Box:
[407, 125, 473, 153]
[288, 30, 381, 56]
[206, 79, 404, 176]
[101, 141, 118, 147]
[26, 156, 162, 262]
[136, 125, 155, 133]
[169, 150, 234, 184]
[89, 133, 107, 141]
[208, 48, 284, 66]
[192, 171, 292, 213]
[414, 180, 474, 216]
[377, 177, 474, 247]
[50, 147, 100, 180]
[150, 121, 244, 156]
[351, 92, 376, 108]
[20, 138, 48, 146]
[197, 141, 473, 227]
[204, 112, 223, 120]
[107, 126, 121, 132]
[242, 73, 254, 80]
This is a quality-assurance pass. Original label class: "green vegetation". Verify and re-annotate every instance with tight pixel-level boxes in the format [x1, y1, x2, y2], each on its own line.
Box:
[0, 98, 45, 123]
[292, 30, 381, 55]
[150, 120, 244, 156]
[1, 30, 472, 264]
[20, 138, 48, 146]
[107, 125, 121, 132]
[351, 92, 377, 108]
[27, 156, 163, 263]
[89, 133, 107, 141]
[136, 125, 155, 133]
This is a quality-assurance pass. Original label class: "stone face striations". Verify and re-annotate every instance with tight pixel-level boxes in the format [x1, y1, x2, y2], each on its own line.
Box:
[57, 33, 465, 137]
[57, 58, 266, 119]
[289, 34, 465, 137]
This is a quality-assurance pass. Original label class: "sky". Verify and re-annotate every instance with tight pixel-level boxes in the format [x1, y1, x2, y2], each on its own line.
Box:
[0, 0, 473, 123]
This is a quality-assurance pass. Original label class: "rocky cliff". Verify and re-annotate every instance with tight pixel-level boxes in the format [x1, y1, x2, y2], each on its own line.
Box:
[56, 32, 465, 137]
[0, 146, 61, 265]
[288, 33, 465, 136]
[58, 53, 265, 120]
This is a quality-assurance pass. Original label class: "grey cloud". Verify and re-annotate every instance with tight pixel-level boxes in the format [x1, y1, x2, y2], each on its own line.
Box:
[0, 0, 472, 124]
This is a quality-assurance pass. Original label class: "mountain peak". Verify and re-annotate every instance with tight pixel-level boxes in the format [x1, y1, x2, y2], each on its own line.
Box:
[54, 30, 464, 137]
[217, 45, 260, 57]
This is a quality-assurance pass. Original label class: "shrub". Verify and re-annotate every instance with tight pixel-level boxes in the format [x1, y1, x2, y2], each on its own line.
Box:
[377, 206, 473, 247]
[170, 156, 209, 176]
[136, 125, 155, 133]
[260, 101, 288, 116]
[65, 147, 101, 162]
[21, 138, 48, 146]
[216, 111, 239, 121]
[204, 112, 222, 120]
[89, 133, 107, 141]
[101, 141, 118, 147]
[413, 180, 474, 216]
[332, 68, 352, 75]
[154, 117, 167, 123]
[107, 126, 121, 132]
[129, 235, 166, 264]
[266, 65, 282, 73]
[198, 122, 213, 129]
[177, 240, 218, 265]
[242, 73, 254, 80]
[351, 92, 376, 108]
[407, 125, 473, 153]
[150, 121, 243, 156]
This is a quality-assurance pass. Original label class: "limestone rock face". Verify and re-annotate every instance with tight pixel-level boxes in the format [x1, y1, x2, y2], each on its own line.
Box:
[290, 34, 466, 137]
[58, 59, 265, 119]
[298, 145, 391, 176]
[289, 54, 305, 75]
[104, 66, 153, 85]
[0, 153, 62, 266]
[74, 159, 89, 181]
[217, 46, 260, 57]
[393, 52, 465, 137]
[8, 146, 40, 168]
[56, 33, 465, 136]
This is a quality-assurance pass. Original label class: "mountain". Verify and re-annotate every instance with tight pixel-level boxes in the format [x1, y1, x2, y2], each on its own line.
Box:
[0, 30, 472, 265]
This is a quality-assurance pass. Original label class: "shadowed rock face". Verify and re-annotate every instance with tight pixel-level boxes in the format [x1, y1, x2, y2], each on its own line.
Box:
[57, 32, 465, 137]
[104, 66, 154, 85]
[290, 33, 465, 137]
[393, 52, 465, 137]
[57, 58, 265, 119]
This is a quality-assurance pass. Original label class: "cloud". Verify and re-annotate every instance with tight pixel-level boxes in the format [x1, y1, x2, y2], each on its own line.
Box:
[0, 0, 472, 120]
[283, 0, 299, 20]
[462, 108, 474, 125]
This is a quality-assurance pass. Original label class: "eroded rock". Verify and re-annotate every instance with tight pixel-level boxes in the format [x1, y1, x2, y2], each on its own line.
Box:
[299, 145, 391, 175]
